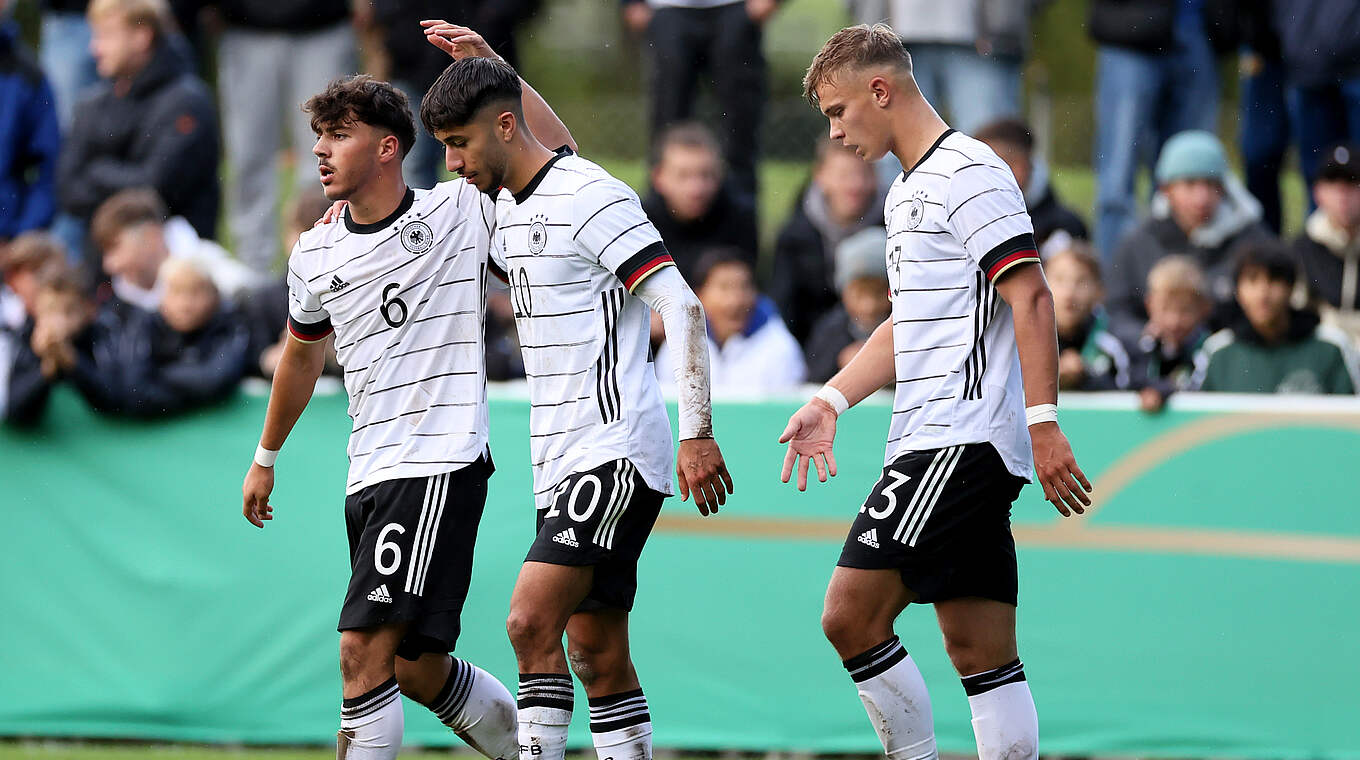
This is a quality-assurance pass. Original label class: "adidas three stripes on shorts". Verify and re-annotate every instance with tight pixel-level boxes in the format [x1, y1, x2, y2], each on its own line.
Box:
[525, 458, 664, 613]
[837, 443, 1026, 606]
[338, 454, 493, 659]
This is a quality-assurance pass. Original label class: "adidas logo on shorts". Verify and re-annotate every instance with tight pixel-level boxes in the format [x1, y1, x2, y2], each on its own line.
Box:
[552, 527, 580, 548]
[858, 528, 880, 549]
[367, 584, 393, 603]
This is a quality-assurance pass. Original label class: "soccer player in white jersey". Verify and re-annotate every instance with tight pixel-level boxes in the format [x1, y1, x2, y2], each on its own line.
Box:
[419, 54, 733, 760]
[778, 26, 1092, 760]
[239, 59, 575, 760]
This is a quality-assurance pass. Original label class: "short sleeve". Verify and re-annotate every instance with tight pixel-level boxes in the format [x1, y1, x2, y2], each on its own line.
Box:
[286, 247, 333, 343]
[572, 177, 674, 292]
[945, 161, 1039, 283]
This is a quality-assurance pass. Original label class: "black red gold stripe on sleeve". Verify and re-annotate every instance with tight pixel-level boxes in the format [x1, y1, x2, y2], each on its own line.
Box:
[488, 259, 509, 284]
[978, 233, 1040, 282]
[287, 315, 334, 343]
[615, 241, 675, 292]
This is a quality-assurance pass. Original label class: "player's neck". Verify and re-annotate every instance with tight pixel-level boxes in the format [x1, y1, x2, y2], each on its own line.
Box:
[347, 172, 410, 226]
[889, 98, 951, 174]
[503, 137, 560, 198]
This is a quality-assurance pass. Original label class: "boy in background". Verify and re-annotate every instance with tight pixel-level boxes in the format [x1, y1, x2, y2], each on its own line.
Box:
[803, 227, 891, 383]
[1048, 243, 1129, 390]
[1129, 255, 1211, 411]
[1201, 241, 1358, 394]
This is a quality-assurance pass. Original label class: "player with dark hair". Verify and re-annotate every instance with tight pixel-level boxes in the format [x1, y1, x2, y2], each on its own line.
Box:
[420, 46, 733, 760]
[780, 24, 1090, 760]
[240, 32, 575, 760]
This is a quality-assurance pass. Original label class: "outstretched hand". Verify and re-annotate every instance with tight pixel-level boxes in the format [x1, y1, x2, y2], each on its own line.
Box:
[778, 399, 839, 491]
[421, 21, 500, 61]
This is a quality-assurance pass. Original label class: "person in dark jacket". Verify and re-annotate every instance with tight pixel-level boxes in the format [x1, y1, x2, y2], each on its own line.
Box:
[0, 16, 60, 243]
[640, 122, 757, 282]
[1295, 143, 1360, 344]
[975, 117, 1089, 252]
[212, 0, 354, 272]
[803, 227, 890, 384]
[1236, 0, 1290, 233]
[1, 234, 69, 424]
[72, 257, 250, 416]
[1107, 130, 1274, 344]
[1200, 240, 1358, 394]
[770, 137, 881, 343]
[1089, 0, 1220, 260]
[1271, 0, 1360, 192]
[57, 0, 219, 257]
[373, 0, 541, 189]
[1047, 242, 1130, 391]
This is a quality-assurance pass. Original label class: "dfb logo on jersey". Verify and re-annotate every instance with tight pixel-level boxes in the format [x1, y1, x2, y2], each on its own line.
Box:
[401, 221, 434, 254]
[528, 214, 548, 254]
[905, 195, 926, 230]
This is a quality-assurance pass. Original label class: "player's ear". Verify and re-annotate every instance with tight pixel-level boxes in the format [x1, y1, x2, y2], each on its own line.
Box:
[496, 110, 517, 143]
[378, 133, 401, 163]
[868, 75, 892, 108]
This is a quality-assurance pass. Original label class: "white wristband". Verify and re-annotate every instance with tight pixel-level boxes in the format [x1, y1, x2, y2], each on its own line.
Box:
[254, 444, 279, 468]
[814, 385, 850, 416]
[1025, 403, 1058, 427]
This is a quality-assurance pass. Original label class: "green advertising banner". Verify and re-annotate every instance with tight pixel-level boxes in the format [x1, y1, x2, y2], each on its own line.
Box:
[2, 388, 1358, 758]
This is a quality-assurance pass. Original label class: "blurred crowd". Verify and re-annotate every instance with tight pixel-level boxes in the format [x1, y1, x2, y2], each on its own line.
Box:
[2, 0, 1359, 425]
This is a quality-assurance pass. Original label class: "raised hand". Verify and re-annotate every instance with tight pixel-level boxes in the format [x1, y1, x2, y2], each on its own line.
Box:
[778, 399, 839, 491]
[420, 21, 500, 61]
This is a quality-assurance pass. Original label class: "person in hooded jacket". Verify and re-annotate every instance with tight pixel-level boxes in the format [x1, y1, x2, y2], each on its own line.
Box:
[1106, 130, 1274, 344]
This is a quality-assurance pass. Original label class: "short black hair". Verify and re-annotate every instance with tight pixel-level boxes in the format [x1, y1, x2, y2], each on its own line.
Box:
[303, 75, 416, 159]
[421, 57, 523, 134]
[1233, 239, 1298, 287]
[975, 117, 1034, 153]
[693, 247, 754, 290]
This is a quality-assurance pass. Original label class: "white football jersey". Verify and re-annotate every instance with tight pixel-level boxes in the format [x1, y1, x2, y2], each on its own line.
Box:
[882, 130, 1041, 481]
[287, 182, 496, 495]
[491, 149, 677, 508]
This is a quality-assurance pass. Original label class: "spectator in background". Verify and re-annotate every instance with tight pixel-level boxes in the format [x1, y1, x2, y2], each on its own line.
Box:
[1, 4, 60, 244]
[1237, 0, 1289, 234]
[57, 0, 219, 260]
[803, 227, 890, 383]
[249, 192, 333, 378]
[1201, 240, 1357, 394]
[1090, 0, 1219, 259]
[0, 233, 66, 423]
[37, 0, 98, 129]
[869, 0, 1035, 133]
[1129, 255, 1211, 412]
[72, 256, 252, 416]
[771, 137, 881, 343]
[1107, 130, 1272, 344]
[1296, 143, 1360, 343]
[1047, 242, 1129, 391]
[975, 117, 1088, 253]
[213, 0, 355, 273]
[5, 265, 91, 423]
[91, 189, 254, 316]
[373, 0, 541, 189]
[622, 0, 778, 199]
[1272, 0, 1360, 194]
[642, 122, 758, 280]
[655, 248, 805, 395]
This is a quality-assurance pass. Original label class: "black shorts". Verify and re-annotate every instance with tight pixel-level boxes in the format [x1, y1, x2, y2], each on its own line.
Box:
[837, 443, 1026, 606]
[524, 459, 664, 613]
[339, 455, 493, 660]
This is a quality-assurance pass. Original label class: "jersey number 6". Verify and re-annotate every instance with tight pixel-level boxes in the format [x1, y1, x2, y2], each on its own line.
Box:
[381, 283, 408, 328]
